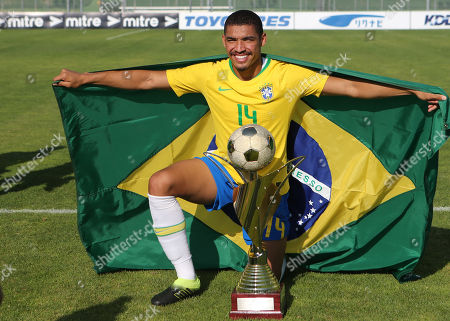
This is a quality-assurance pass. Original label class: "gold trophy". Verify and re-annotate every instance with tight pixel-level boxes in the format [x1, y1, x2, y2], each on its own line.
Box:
[204, 124, 304, 319]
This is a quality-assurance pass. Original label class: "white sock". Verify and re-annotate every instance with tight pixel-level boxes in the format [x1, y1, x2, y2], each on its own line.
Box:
[148, 194, 196, 280]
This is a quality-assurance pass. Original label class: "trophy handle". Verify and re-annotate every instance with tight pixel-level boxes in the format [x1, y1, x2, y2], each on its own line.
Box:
[263, 156, 305, 219]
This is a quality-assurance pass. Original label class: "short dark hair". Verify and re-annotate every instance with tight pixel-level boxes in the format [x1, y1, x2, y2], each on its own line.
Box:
[224, 10, 264, 37]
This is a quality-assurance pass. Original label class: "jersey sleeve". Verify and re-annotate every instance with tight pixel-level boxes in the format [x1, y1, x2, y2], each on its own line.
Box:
[286, 64, 329, 98]
[166, 62, 211, 97]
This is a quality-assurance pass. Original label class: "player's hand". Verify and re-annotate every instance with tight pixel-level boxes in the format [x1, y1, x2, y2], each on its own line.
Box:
[53, 69, 86, 88]
[411, 90, 447, 112]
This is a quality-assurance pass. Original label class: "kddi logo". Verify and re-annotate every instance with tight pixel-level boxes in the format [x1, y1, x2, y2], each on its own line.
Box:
[424, 14, 450, 26]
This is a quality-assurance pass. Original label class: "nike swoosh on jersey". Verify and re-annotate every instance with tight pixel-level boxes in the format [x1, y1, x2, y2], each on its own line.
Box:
[218, 87, 232, 91]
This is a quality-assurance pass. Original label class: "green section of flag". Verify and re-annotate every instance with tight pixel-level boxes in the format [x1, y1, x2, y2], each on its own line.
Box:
[53, 54, 448, 280]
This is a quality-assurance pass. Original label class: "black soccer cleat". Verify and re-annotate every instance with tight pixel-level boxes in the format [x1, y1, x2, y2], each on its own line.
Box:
[151, 285, 199, 306]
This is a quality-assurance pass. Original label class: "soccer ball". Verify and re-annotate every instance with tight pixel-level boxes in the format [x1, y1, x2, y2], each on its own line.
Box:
[227, 124, 276, 171]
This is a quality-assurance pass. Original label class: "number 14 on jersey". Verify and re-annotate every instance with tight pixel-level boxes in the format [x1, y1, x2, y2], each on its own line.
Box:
[237, 104, 257, 126]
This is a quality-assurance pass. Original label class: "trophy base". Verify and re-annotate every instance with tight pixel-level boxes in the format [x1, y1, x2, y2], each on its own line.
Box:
[229, 283, 285, 319]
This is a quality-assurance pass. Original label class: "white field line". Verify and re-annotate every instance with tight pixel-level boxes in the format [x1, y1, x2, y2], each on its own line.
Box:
[106, 29, 148, 40]
[0, 207, 449, 214]
[0, 209, 76, 214]
[434, 207, 450, 212]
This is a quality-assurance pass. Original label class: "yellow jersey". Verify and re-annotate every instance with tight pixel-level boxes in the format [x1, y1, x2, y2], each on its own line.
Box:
[166, 57, 328, 193]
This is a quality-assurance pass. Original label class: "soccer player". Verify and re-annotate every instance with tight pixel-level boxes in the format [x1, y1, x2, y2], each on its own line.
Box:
[53, 10, 445, 306]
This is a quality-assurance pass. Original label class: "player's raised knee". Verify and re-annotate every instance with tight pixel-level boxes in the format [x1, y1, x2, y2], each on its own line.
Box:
[148, 170, 176, 196]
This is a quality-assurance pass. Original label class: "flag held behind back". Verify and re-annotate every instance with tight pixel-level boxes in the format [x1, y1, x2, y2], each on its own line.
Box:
[53, 54, 448, 281]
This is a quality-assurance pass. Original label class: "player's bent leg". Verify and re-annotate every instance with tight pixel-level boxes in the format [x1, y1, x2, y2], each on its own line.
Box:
[148, 159, 217, 306]
[148, 158, 217, 203]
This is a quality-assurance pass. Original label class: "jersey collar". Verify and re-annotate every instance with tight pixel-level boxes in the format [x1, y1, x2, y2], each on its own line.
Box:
[228, 56, 271, 81]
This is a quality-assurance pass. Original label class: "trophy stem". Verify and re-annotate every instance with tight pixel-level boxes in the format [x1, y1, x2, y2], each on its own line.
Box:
[236, 245, 281, 294]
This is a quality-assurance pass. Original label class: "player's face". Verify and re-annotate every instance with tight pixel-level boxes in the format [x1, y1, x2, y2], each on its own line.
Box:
[222, 24, 266, 74]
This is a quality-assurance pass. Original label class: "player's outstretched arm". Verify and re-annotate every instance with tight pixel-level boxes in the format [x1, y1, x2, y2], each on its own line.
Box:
[52, 69, 170, 90]
[322, 76, 447, 112]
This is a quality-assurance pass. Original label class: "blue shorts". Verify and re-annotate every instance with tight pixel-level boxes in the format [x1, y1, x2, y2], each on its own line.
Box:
[198, 156, 291, 244]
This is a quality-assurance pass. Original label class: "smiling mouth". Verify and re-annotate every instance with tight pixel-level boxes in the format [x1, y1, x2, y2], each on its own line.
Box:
[233, 54, 250, 63]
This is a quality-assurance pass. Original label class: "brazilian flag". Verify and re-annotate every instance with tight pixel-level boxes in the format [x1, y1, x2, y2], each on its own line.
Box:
[53, 54, 449, 282]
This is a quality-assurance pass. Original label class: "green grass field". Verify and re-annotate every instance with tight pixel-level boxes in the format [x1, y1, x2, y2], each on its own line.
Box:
[0, 29, 449, 320]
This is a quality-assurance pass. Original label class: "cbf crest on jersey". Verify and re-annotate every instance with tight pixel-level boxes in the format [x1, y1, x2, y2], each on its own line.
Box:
[259, 83, 274, 101]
